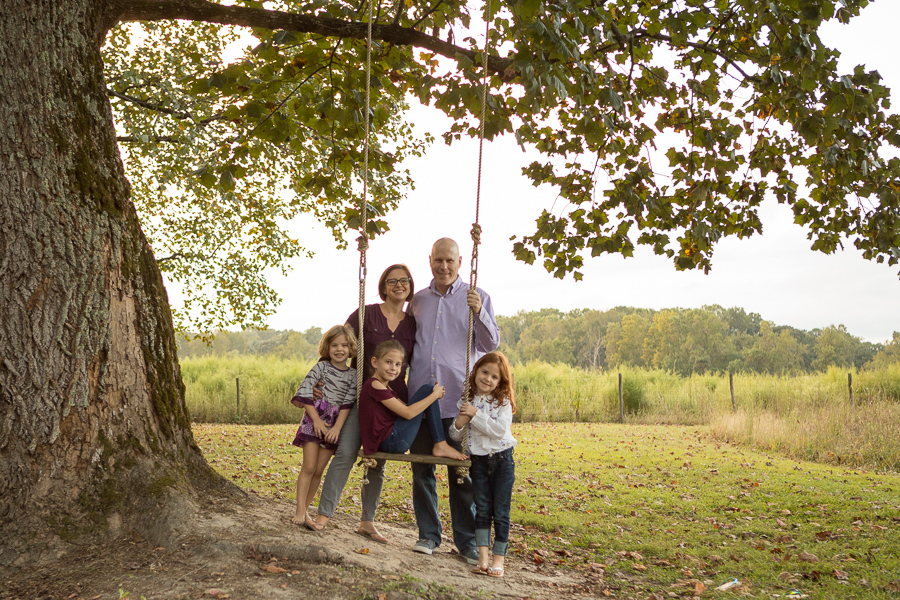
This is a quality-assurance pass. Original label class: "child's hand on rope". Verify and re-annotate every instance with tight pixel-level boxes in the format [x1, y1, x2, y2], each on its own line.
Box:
[454, 402, 475, 429]
[458, 402, 477, 419]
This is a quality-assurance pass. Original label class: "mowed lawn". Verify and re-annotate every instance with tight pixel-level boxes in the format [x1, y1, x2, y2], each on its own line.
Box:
[193, 422, 900, 599]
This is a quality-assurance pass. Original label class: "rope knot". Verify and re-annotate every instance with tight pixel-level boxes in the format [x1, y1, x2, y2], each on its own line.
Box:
[357, 235, 369, 252]
[470, 223, 482, 246]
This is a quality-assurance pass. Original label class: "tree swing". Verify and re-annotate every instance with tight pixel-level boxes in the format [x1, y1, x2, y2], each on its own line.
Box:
[353, 0, 495, 482]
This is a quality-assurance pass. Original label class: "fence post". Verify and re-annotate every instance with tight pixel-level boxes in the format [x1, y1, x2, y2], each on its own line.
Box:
[848, 372, 853, 404]
[618, 373, 624, 423]
[729, 371, 736, 412]
[236, 377, 241, 414]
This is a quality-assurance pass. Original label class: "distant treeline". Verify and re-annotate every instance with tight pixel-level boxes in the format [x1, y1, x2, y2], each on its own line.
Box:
[177, 306, 900, 376]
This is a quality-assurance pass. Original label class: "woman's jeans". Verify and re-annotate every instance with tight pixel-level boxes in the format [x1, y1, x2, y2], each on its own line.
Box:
[317, 404, 384, 522]
[470, 447, 515, 556]
[379, 384, 446, 453]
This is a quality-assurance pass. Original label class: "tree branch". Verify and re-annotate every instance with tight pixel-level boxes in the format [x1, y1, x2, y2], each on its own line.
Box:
[115, 0, 514, 76]
[108, 89, 225, 124]
[117, 135, 181, 143]
[631, 28, 762, 83]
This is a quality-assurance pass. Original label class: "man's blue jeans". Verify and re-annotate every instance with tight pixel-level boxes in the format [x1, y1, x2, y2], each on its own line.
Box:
[410, 417, 476, 553]
[470, 448, 515, 556]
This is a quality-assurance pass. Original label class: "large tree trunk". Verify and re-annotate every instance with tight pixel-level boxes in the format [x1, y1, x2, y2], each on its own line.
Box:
[0, 0, 221, 565]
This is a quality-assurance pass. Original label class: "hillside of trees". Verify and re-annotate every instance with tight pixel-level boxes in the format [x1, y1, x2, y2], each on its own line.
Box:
[177, 306, 900, 376]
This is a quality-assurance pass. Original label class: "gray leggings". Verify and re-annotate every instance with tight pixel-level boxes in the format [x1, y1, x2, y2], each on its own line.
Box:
[316, 404, 385, 521]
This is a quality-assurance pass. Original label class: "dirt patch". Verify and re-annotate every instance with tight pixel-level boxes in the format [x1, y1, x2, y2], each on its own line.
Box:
[1, 493, 598, 600]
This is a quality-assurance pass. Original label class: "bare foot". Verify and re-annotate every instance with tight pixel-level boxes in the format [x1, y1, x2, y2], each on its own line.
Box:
[302, 514, 322, 531]
[315, 514, 329, 529]
[432, 441, 467, 461]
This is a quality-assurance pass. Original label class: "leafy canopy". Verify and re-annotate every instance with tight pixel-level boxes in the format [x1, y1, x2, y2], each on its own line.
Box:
[109, 0, 900, 334]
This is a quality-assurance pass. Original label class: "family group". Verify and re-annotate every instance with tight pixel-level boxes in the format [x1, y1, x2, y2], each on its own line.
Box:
[289, 237, 517, 577]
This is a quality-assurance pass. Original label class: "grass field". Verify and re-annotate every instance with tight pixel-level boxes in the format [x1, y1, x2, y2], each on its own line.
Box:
[183, 357, 900, 471]
[193, 422, 900, 599]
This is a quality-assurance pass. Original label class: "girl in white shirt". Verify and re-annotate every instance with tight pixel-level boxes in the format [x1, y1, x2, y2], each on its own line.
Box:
[449, 351, 517, 578]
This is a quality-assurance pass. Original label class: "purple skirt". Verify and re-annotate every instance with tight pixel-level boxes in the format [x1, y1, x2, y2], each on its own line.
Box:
[292, 399, 342, 451]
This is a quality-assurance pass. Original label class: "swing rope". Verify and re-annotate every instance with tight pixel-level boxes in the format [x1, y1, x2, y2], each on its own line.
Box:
[358, 0, 379, 482]
[357, 2, 492, 484]
[458, 7, 493, 476]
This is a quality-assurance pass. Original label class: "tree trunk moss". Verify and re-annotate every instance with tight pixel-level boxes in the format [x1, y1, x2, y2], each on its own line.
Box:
[0, 0, 228, 564]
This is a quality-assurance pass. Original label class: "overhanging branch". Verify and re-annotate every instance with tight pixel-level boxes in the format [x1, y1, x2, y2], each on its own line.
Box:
[115, 0, 514, 77]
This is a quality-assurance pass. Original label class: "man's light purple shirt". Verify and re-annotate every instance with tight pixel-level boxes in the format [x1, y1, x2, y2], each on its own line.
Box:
[407, 276, 501, 418]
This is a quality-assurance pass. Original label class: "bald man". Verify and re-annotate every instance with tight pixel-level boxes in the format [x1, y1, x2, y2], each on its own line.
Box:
[406, 238, 501, 564]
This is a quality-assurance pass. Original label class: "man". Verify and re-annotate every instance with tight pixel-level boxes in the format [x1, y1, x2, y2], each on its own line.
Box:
[406, 237, 501, 564]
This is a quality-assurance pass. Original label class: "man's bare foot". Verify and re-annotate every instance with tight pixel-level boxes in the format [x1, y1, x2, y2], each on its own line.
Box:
[432, 441, 467, 461]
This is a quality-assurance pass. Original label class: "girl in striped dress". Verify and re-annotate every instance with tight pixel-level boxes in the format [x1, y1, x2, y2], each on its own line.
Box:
[290, 325, 358, 530]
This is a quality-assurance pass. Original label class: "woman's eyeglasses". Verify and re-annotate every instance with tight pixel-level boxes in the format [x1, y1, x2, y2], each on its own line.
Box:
[385, 277, 411, 287]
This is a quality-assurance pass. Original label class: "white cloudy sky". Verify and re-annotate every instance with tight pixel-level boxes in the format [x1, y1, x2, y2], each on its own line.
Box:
[170, 2, 900, 344]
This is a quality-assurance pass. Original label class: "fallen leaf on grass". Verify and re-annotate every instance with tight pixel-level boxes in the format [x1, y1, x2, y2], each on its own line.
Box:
[632, 563, 647, 571]
[832, 569, 849, 581]
[261, 565, 287, 574]
[798, 552, 818, 563]
[354, 548, 370, 555]
[775, 535, 793, 543]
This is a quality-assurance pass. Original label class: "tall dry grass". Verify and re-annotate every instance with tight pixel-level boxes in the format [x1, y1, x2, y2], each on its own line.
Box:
[182, 354, 315, 424]
[181, 355, 900, 470]
[708, 364, 900, 470]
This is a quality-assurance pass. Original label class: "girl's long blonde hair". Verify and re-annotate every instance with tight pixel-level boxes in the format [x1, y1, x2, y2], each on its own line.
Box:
[466, 351, 516, 413]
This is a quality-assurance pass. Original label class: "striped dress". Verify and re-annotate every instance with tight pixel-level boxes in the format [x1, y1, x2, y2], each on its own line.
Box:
[291, 361, 357, 450]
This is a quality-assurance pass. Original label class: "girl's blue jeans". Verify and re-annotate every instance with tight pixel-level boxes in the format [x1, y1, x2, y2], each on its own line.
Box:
[470, 447, 515, 556]
[379, 384, 446, 453]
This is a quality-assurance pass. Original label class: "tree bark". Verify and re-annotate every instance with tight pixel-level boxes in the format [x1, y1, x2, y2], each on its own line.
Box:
[0, 0, 221, 565]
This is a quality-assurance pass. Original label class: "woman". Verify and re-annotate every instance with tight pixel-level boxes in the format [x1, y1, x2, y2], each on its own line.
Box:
[313, 264, 416, 543]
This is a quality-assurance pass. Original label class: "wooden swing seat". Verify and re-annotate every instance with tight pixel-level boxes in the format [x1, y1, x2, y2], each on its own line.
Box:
[358, 450, 471, 467]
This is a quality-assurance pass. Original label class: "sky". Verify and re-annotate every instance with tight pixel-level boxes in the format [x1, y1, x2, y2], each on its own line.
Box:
[170, 2, 900, 344]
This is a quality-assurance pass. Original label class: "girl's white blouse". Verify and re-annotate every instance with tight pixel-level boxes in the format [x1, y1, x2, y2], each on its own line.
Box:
[448, 394, 517, 456]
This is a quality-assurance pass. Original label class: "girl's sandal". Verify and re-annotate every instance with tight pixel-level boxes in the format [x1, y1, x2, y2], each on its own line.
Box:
[472, 565, 490, 575]
[487, 567, 505, 578]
